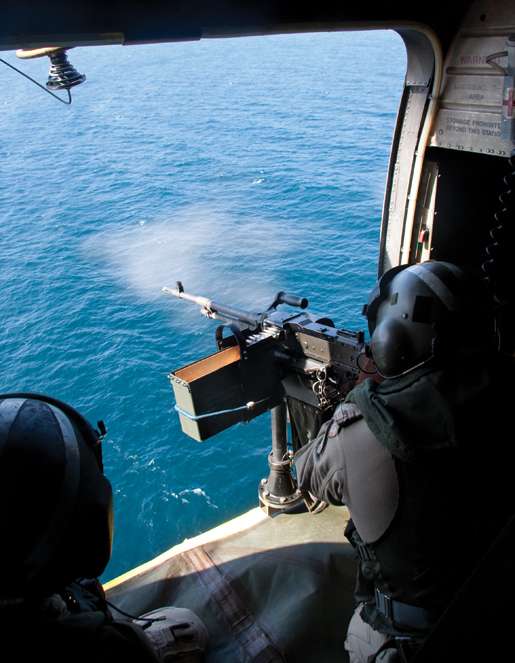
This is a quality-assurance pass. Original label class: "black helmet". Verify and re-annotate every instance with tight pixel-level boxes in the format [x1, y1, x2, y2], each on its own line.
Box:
[366, 261, 492, 378]
[0, 394, 113, 601]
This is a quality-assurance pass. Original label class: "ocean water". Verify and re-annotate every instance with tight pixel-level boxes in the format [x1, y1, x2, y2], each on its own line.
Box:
[0, 31, 405, 580]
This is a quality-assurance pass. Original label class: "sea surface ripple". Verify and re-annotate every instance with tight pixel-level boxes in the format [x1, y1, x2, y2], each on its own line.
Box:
[0, 31, 405, 580]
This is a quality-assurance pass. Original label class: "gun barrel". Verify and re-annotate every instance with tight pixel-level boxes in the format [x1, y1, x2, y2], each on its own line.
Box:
[162, 286, 212, 309]
[209, 302, 261, 326]
[162, 285, 261, 326]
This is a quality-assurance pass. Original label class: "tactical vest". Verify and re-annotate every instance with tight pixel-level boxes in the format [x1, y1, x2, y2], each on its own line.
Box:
[343, 445, 470, 636]
[342, 359, 515, 636]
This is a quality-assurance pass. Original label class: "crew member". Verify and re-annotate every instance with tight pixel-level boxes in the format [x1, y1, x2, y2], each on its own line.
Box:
[0, 393, 207, 663]
[294, 261, 514, 661]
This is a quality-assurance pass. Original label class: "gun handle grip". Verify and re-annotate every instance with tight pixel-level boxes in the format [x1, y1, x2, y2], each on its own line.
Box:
[277, 292, 309, 309]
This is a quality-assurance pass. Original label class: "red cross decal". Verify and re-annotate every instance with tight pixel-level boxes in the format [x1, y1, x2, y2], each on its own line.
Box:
[503, 87, 514, 119]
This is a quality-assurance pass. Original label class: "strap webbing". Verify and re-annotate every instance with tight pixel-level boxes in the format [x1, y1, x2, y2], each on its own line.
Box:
[184, 546, 285, 663]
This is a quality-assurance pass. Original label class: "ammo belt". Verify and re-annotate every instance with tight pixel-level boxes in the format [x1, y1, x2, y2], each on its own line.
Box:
[375, 588, 434, 631]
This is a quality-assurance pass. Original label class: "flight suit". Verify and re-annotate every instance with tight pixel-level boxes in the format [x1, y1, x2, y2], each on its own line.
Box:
[1, 579, 160, 663]
[294, 359, 515, 662]
[294, 402, 402, 662]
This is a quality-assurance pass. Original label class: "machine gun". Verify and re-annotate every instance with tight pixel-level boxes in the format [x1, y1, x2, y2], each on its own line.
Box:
[163, 281, 366, 513]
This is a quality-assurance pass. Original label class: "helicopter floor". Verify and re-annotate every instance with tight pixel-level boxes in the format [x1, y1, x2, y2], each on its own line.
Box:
[105, 505, 357, 662]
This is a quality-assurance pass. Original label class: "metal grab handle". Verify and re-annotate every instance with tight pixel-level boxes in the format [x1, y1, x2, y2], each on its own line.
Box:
[268, 291, 309, 311]
[277, 292, 309, 309]
[215, 323, 248, 359]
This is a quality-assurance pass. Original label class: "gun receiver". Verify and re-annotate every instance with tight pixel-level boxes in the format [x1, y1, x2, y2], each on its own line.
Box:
[163, 281, 365, 443]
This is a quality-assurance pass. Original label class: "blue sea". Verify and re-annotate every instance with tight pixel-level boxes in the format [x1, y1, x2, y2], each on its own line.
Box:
[0, 31, 405, 581]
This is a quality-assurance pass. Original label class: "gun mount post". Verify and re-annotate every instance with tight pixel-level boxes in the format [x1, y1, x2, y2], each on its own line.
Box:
[258, 400, 305, 516]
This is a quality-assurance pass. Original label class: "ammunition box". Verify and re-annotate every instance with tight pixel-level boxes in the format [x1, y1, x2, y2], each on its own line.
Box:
[170, 343, 282, 441]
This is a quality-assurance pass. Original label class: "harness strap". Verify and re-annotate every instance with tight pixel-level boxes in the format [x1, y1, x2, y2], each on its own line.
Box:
[371, 637, 421, 663]
[345, 520, 377, 562]
[346, 521, 434, 633]
[375, 588, 435, 632]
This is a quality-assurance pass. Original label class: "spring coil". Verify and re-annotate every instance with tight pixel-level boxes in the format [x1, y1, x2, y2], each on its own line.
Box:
[481, 156, 515, 306]
[46, 51, 86, 91]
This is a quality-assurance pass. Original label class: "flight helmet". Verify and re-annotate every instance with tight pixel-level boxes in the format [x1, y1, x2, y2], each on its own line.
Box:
[365, 261, 486, 378]
[0, 394, 113, 601]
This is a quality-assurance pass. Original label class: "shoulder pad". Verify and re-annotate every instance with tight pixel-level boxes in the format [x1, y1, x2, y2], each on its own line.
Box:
[328, 403, 363, 438]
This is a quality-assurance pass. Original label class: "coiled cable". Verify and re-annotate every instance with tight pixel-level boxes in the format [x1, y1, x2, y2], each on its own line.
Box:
[481, 156, 515, 305]
[481, 156, 515, 351]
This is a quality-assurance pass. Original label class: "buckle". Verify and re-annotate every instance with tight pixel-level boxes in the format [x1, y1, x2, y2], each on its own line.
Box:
[375, 588, 394, 621]
[357, 541, 374, 562]
[374, 587, 435, 631]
